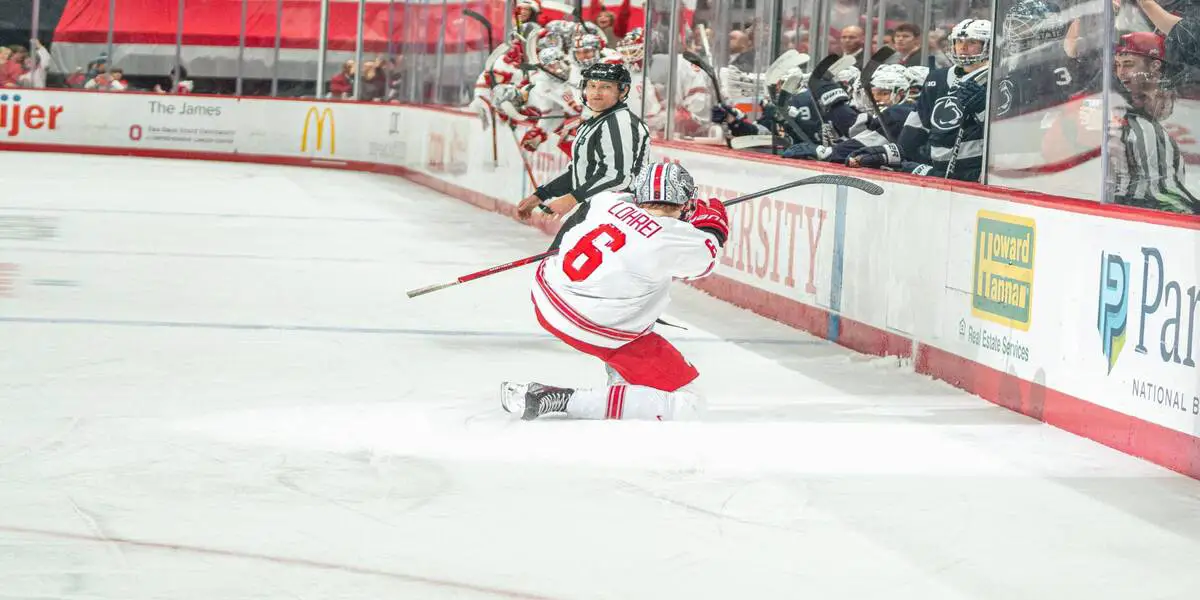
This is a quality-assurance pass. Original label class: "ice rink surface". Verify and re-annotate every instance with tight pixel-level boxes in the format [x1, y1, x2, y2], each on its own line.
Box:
[2, 153, 1200, 599]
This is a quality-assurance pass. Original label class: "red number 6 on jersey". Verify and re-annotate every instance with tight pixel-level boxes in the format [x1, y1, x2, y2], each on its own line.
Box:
[562, 224, 627, 282]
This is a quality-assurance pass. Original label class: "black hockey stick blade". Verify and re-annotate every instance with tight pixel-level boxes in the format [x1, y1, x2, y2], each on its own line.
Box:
[463, 9, 495, 50]
[808, 53, 843, 85]
[864, 46, 896, 68]
[795, 173, 884, 195]
[724, 174, 883, 208]
[680, 50, 725, 105]
[655, 317, 688, 331]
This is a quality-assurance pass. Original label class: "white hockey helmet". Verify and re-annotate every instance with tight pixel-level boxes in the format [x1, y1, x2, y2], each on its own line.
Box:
[599, 49, 624, 65]
[904, 65, 930, 100]
[905, 65, 930, 89]
[538, 46, 570, 79]
[869, 64, 910, 107]
[834, 65, 860, 91]
[574, 34, 604, 68]
[618, 28, 645, 68]
[544, 20, 577, 42]
[634, 162, 696, 208]
[949, 19, 992, 66]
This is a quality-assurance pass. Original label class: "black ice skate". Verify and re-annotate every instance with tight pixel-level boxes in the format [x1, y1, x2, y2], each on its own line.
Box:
[500, 382, 574, 420]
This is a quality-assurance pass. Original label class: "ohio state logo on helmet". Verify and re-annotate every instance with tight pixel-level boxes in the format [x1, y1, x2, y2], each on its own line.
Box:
[634, 162, 695, 207]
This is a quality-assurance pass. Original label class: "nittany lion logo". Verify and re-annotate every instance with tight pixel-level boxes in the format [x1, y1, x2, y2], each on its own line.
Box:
[997, 79, 1015, 117]
[931, 95, 963, 132]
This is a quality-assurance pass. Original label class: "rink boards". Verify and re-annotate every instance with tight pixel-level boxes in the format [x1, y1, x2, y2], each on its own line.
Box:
[1, 88, 1198, 477]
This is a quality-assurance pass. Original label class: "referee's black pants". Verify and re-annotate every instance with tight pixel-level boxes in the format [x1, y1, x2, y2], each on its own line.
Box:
[547, 200, 592, 252]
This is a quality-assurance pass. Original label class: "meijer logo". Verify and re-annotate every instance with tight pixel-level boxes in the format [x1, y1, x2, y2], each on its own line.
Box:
[301, 106, 335, 154]
[1, 93, 64, 137]
[1097, 252, 1130, 374]
[971, 210, 1036, 330]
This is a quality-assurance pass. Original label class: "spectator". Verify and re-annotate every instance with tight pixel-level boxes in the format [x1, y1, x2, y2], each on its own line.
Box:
[829, 0, 863, 31]
[841, 26, 865, 59]
[927, 28, 953, 67]
[728, 29, 755, 71]
[65, 67, 87, 88]
[1137, 0, 1200, 68]
[595, 11, 620, 47]
[1, 46, 27, 88]
[361, 56, 389, 101]
[882, 29, 895, 50]
[329, 60, 354, 98]
[19, 40, 51, 88]
[0, 47, 12, 87]
[893, 23, 924, 66]
[85, 68, 127, 92]
[154, 65, 193, 94]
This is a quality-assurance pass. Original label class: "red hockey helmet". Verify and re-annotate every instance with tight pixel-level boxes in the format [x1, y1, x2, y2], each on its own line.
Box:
[1116, 31, 1165, 61]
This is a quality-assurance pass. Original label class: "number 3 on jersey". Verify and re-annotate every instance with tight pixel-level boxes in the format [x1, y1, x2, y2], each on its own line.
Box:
[562, 224, 626, 281]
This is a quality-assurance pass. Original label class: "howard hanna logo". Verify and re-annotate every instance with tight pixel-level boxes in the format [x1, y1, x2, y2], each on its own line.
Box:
[300, 106, 335, 155]
[972, 210, 1036, 330]
[1095, 247, 1199, 416]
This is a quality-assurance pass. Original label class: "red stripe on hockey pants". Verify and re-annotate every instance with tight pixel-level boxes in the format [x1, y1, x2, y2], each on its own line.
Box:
[535, 305, 698, 392]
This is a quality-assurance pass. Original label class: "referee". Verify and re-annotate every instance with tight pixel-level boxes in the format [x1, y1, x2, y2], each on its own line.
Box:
[516, 62, 650, 239]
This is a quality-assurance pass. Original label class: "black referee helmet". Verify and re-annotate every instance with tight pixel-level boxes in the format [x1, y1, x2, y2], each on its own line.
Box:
[579, 62, 632, 99]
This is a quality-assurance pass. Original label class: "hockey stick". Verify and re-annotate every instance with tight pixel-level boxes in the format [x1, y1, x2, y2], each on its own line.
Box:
[805, 53, 856, 146]
[680, 50, 725, 106]
[406, 174, 881, 298]
[406, 249, 555, 298]
[466, 9, 500, 165]
[859, 48, 899, 144]
[463, 9, 493, 46]
[697, 24, 713, 63]
[724, 174, 883, 206]
[679, 50, 732, 147]
[511, 128, 542, 190]
[944, 66, 990, 180]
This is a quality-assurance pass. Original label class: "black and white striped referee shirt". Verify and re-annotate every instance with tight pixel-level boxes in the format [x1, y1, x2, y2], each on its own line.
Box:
[1112, 110, 1200, 214]
[534, 101, 649, 203]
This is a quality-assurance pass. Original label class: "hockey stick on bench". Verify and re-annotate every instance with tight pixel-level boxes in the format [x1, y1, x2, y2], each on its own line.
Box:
[405, 174, 882, 298]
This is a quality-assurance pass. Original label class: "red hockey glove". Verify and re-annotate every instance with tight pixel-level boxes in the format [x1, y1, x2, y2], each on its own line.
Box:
[688, 198, 729, 246]
[520, 127, 548, 152]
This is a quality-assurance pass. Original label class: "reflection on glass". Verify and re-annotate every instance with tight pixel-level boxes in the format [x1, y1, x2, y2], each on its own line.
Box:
[1103, 30, 1199, 213]
[986, 0, 1091, 198]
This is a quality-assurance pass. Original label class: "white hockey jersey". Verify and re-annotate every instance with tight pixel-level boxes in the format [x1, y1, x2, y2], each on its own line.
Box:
[532, 192, 721, 349]
[526, 68, 584, 126]
[625, 68, 666, 132]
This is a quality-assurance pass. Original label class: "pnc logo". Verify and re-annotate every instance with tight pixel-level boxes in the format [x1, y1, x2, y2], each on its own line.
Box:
[1097, 251, 1130, 374]
[301, 106, 335, 154]
[1, 93, 64, 137]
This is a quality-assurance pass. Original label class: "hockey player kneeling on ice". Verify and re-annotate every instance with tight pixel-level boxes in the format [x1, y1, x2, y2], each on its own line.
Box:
[501, 163, 729, 421]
